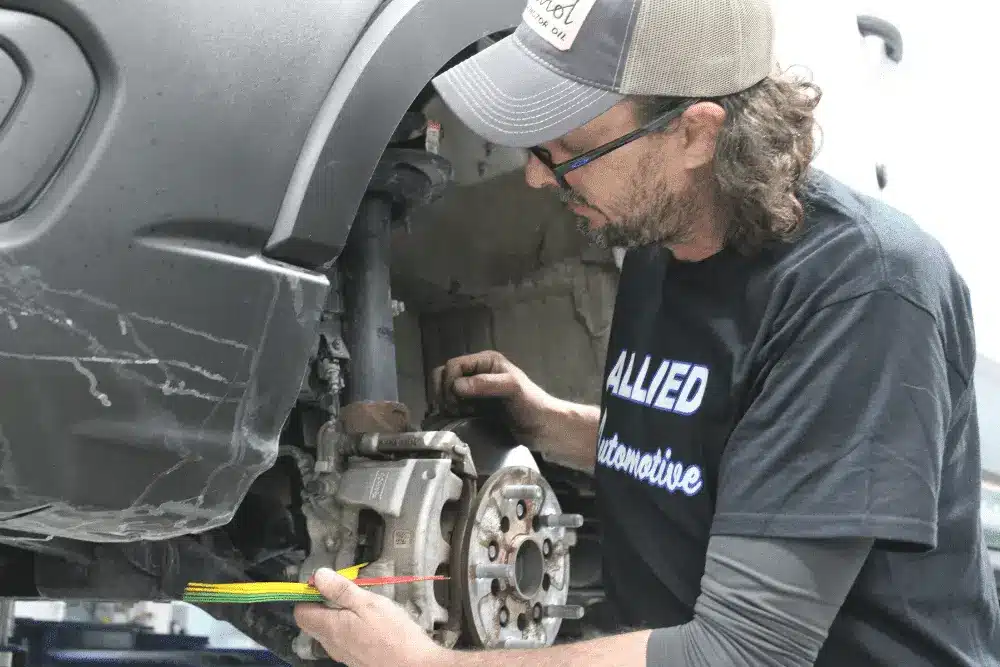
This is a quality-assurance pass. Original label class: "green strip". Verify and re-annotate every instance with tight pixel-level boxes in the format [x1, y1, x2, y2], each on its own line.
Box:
[183, 593, 327, 604]
[183, 599, 325, 604]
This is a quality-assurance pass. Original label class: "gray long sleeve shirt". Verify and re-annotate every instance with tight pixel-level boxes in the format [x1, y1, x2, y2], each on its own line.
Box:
[646, 535, 874, 667]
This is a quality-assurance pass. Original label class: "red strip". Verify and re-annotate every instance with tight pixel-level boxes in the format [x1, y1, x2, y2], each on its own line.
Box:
[354, 575, 449, 586]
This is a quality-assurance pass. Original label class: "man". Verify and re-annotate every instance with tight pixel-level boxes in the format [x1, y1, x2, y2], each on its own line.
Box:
[295, 0, 1000, 665]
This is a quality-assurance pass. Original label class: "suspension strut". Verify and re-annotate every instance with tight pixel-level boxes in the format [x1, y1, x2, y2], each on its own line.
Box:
[341, 146, 454, 405]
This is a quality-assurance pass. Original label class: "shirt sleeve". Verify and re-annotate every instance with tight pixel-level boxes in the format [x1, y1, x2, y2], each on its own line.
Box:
[646, 534, 874, 667]
[711, 288, 953, 551]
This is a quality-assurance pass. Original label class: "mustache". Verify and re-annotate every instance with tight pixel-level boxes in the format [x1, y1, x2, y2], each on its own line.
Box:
[552, 186, 588, 207]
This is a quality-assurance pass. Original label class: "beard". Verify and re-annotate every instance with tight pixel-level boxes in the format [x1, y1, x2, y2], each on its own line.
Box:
[555, 167, 702, 251]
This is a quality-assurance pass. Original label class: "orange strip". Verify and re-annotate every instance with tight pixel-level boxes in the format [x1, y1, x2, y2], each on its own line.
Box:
[354, 575, 449, 586]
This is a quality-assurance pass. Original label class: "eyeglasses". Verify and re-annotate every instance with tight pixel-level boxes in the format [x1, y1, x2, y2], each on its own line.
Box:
[528, 99, 700, 190]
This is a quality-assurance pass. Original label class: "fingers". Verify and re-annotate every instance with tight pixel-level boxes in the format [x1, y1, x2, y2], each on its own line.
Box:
[294, 568, 367, 644]
[454, 372, 519, 398]
[430, 351, 513, 412]
[293, 603, 354, 666]
[293, 602, 334, 641]
[430, 364, 445, 407]
[312, 567, 364, 610]
[293, 569, 367, 663]
[428, 366, 450, 411]
[452, 350, 507, 378]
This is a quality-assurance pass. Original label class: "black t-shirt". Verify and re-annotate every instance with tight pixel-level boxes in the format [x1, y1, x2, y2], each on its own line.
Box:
[594, 169, 1000, 665]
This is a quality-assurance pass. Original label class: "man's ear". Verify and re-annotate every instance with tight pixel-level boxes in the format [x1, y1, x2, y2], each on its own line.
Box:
[680, 102, 726, 170]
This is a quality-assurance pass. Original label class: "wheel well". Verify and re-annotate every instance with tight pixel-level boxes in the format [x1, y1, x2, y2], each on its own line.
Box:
[262, 0, 523, 269]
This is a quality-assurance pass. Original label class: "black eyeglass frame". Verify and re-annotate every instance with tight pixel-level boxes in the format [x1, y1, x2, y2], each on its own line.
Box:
[528, 98, 702, 190]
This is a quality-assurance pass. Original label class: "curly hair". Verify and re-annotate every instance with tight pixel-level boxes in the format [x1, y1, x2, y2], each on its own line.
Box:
[630, 73, 823, 254]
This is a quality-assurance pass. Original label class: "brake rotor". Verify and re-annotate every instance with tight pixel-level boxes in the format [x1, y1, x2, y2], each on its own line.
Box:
[459, 465, 582, 649]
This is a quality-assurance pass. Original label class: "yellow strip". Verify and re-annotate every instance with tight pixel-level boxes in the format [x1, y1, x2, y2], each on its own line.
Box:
[336, 563, 367, 581]
[186, 584, 315, 593]
[185, 563, 371, 595]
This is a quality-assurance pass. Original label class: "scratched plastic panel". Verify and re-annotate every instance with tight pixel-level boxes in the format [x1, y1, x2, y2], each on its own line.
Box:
[0, 0, 383, 541]
[0, 254, 328, 541]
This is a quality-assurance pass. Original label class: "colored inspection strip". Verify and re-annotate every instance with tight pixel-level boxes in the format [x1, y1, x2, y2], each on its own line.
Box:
[183, 563, 449, 604]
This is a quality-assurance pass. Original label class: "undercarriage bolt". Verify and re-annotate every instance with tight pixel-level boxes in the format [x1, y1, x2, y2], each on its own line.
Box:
[501, 484, 543, 501]
[542, 539, 552, 557]
[488, 542, 499, 561]
[498, 606, 509, 626]
[475, 563, 514, 580]
[538, 513, 584, 528]
[543, 604, 585, 620]
[503, 638, 545, 649]
[516, 501, 526, 519]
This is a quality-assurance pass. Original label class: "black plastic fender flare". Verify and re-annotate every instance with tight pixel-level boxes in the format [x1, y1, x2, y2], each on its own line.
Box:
[264, 0, 525, 269]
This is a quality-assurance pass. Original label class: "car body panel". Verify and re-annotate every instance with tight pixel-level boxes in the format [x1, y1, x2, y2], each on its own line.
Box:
[0, 0, 527, 543]
[0, 0, 380, 541]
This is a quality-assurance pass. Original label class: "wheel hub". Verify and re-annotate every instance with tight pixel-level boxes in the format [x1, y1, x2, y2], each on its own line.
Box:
[461, 465, 582, 649]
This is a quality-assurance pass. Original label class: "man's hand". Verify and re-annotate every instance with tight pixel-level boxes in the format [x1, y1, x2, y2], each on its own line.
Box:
[293, 568, 654, 667]
[431, 350, 601, 473]
[294, 568, 445, 667]
[430, 350, 557, 446]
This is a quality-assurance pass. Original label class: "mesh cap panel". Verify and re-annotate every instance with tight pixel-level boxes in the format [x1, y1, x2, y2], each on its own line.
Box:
[621, 0, 775, 97]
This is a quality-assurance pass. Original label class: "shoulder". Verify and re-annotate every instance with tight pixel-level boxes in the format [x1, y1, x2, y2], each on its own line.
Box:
[763, 169, 969, 316]
[756, 170, 975, 373]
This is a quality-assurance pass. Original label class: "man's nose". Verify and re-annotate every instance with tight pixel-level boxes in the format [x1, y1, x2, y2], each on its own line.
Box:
[524, 152, 558, 190]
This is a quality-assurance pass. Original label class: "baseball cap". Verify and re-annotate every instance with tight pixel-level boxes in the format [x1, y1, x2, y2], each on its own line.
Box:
[431, 0, 776, 149]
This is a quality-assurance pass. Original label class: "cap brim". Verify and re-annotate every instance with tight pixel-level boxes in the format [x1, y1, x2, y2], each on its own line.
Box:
[431, 35, 623, 149]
